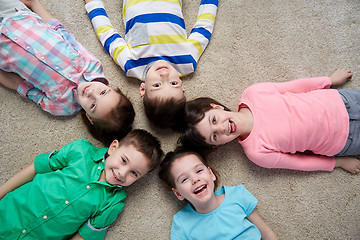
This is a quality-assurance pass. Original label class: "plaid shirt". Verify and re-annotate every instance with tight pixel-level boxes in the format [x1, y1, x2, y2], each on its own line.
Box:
[0, 11, 108, 116]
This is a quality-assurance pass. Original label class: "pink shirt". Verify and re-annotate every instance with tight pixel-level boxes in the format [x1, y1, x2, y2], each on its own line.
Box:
[238, 77, 349, 171]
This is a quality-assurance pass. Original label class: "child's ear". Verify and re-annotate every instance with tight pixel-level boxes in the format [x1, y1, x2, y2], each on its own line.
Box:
[108, 139, 120, 154]
[172, 188, 185, 201]
[139, 82, 146, 97]
[210, 103, 224, 110]
[208, 167, 216, 182]
[85, 113, 94, 125]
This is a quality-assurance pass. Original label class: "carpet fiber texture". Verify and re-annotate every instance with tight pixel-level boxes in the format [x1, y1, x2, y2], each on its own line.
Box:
[0, 0, 359, 239]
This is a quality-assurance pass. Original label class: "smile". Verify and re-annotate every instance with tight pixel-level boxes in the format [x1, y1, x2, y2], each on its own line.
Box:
[194, 184, 207, 195]
[155, 66, 168, 71]
[229, 120, 236, 133]
[82, 85, 90, 96]
[112, 169, 122, 182]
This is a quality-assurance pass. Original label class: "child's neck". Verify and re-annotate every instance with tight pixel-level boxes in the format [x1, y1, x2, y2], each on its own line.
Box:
[238, 107, 253, 140]
[194, 193, 225, 214]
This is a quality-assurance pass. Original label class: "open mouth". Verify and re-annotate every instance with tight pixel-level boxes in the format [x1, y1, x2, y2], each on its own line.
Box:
[229, 120, 236, 133]
[194, 185, 207, 195]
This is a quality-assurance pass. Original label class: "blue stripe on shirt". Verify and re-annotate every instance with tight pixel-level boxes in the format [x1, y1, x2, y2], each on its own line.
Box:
[104, 33, 122, 54]
[124, 55, 197, 75]
[88, 8, 108, 21]
[200, 0, 219, 6]
[125, 13, 186, 34]
[190, 27, 212, 41]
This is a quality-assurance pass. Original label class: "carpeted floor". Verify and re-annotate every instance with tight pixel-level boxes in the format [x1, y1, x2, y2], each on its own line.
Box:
[1, 0, 359, 239]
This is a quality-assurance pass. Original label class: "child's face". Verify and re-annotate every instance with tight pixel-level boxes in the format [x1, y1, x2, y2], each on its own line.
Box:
[195, 104, 241, 146]
[171, 154, 216, 208]
[77, 81, 121, 123]
[102, 140, 151, 186]
[139, 60, 184, 101]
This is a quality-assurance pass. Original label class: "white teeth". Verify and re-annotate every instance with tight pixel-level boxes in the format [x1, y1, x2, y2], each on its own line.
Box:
[194, 185, 206, 194]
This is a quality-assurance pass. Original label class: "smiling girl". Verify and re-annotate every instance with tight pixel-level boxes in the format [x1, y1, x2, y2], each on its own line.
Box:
[0, 0, 135, 145]
[179, 69, 360, 174]
[158, 148, 278, 239]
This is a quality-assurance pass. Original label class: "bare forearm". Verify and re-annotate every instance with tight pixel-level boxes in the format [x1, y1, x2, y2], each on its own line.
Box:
[248, 209, 278, 240]
[20, 0, 54, 23]
[0, 163, 36, 199]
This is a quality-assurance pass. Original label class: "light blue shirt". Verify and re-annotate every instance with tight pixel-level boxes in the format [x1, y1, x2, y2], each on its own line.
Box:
[171, 185, 261, 240]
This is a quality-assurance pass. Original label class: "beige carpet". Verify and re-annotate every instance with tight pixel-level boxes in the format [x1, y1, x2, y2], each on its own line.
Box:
[1, 0, 359, 239]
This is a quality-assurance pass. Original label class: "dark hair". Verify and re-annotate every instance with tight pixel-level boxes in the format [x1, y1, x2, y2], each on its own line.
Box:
[81, 88, 135, 146]
[178, 97, 230, 150]
[158, 146, 219, 189]
[120, 129, 164, 172]
[143, 95, 186, 131]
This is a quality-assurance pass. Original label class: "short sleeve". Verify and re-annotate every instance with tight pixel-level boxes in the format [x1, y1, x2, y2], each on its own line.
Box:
[78, 196, 125, 240]
[233, 185, 258, 217]
[34, 139, 90, 174]
[170, 214, 187, 240]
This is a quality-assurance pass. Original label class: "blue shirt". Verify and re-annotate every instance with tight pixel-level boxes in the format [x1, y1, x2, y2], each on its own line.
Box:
[171, 185, 261, 240]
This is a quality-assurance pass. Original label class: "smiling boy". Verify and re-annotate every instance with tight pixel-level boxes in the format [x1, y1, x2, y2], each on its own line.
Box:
[0, 129, 163, 240]
[84, 0, 219, 130]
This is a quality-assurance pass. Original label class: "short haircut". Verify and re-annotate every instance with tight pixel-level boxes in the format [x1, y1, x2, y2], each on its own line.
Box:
[158, 146, 219, 189]
[178, 97, 230, 150]
[119, 129, 164, 172]
[81, 88, 135, 146]
[143, 94, 186, 131]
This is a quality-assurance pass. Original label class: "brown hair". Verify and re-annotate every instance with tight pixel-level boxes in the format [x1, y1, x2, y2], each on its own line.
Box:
[178, 97, 230, 150]
[143, 94, 186, 131]
[158, 146, 219, 189]
[81, 88, 135, 146]
[119, 129, 164, 172]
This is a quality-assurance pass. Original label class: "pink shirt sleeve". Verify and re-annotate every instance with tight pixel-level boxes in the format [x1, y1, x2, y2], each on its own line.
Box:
[273, 76, 331, 94]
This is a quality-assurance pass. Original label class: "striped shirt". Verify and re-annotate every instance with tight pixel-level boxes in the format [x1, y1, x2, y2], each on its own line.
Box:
[0, 11, 108, 116]
[85, 0, 219, 80]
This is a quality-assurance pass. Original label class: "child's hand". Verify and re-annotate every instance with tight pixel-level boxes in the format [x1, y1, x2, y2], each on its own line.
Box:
[330, 68, 352, 86]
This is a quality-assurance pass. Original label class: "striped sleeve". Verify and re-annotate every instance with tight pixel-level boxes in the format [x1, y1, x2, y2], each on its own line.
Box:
[85, 1, 128, 69]
[188, 0, 219, 58]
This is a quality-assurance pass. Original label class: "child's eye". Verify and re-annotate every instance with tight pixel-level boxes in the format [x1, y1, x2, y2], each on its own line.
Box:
[152, 83, 161, 87]
[196, 169, 203, 173]
[100, 90, 106, 95]
[90, 102, 96, 109]
[181, 178, 188, 183]
[131, 171, 138, 177]
[170, 81, 178, 85]
[121, 157, 126, 164]
[213, 133, 217, 141]
[212, 116, 216, 124]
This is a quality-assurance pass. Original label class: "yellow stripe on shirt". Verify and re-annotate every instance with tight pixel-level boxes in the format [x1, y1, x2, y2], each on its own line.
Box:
[197, 13, 216, 23]
[123, 0, 182, 18]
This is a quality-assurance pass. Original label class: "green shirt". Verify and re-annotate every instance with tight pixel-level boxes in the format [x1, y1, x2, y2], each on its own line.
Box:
[0, 139, 126, 240]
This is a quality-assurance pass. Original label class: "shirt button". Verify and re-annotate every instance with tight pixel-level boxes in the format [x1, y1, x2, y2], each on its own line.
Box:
[65, 200, 69, 204]
[43, 215, 47, 220]
[26, 46, 30, 49]
[87, 185, 90, 189]
[22, 229, 26, 234]
[97, 166, 101, 170]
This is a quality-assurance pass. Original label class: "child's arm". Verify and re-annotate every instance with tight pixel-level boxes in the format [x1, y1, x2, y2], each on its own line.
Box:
[20, 0, 54, 23]
[0, 163, 36, 199]
[70, 232, 85, 240]
[84, 0, 127, 69]
[247, 209, 278, 240]
[0, 69, 25, 91]
[188, 0, 219, 59]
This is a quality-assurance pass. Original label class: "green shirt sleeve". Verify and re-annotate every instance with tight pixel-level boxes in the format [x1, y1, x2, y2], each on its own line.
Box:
[34, 139, 91, 174]
[78, 192, 126, 240]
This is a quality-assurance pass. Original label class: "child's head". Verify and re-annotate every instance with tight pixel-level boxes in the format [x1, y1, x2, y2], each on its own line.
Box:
[179, 97, 231, 149]
[78, 81, 135, 146]
[140, 60, 186, 130]
[104, 129, 163, 186]
[158, 147, 219, 204]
